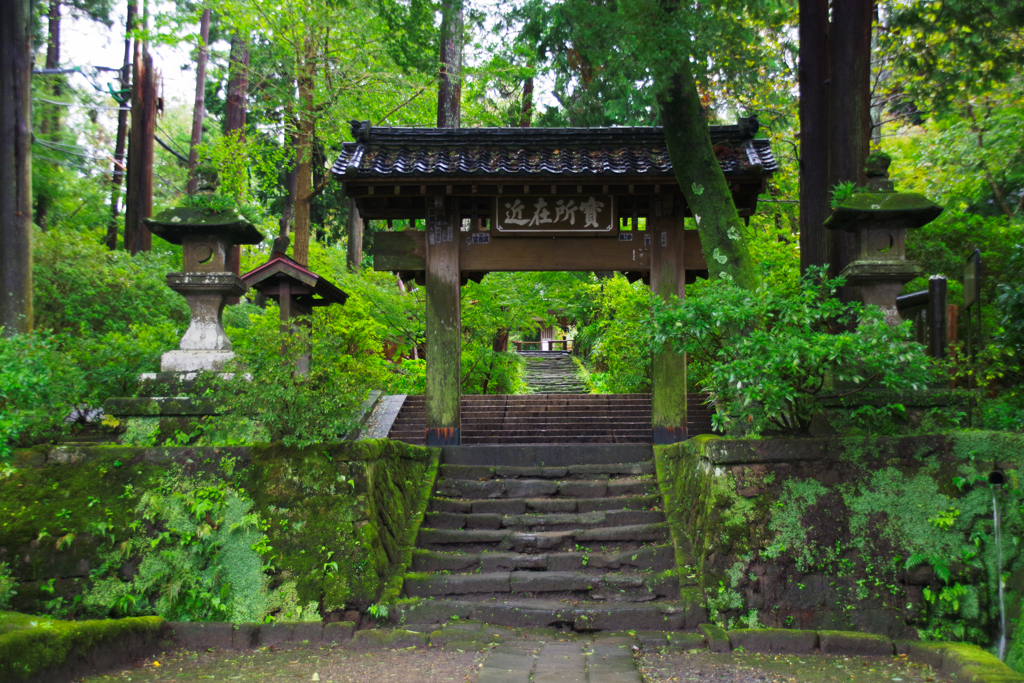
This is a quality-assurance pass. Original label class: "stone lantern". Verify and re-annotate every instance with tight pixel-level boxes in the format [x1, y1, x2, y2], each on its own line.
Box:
[144, 207, 264, 372]
[824, 154, 943, 325]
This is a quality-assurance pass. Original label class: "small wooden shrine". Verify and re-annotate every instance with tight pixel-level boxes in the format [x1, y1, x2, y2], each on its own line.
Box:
[332, 119, 776, 445]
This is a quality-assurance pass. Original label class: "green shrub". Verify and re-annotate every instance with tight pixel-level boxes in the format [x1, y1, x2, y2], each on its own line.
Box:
[33, 228, 188, 336]
[0, 564, 15, 610]
[997, 243, 1024, 359]
[218, 305, 387, 446]
[654, 268, 936, 434]
[578, 275, 654, 393]
[0, 332, 85, 454]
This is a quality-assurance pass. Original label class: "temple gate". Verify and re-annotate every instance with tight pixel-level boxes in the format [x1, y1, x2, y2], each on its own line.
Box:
[332, 119, 776, 446]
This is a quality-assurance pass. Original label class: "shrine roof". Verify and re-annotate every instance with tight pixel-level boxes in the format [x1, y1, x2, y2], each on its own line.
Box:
[331, 118, 777, 181]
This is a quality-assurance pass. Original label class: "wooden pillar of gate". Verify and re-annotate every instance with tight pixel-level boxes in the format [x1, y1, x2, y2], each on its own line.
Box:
[425, 197, 462, 446]
[650, 196, 688, 444]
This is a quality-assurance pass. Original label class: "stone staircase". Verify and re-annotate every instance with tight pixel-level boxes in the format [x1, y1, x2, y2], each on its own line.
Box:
[520, 351, 587, 394]
[399, 444, 704, 631]
[387, 393, 715, 445]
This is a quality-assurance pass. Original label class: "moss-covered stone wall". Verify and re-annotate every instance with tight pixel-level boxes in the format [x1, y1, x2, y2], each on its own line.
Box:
[0, 440, 438, 622]
[656, 432, 1024, 664]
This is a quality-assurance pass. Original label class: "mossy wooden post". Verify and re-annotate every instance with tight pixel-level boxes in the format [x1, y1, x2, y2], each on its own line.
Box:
[425, 197, 461, 446]
[650, 196, 687, 444]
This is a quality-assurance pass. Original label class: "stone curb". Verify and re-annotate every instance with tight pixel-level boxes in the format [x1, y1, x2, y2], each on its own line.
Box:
[166, 621, 1024, 683]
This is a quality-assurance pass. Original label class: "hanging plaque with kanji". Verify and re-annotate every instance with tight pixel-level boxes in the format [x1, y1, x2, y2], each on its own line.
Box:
[494, 196, 616, 235]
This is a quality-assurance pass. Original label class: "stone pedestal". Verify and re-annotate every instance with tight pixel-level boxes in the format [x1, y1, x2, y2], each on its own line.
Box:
[161, 272, 248, 372]
[144, 207, 264, 374]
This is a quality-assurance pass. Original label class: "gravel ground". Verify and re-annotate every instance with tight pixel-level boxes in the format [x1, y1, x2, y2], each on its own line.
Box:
[638, 651, 953, 683]
[83, 645, 486, 683]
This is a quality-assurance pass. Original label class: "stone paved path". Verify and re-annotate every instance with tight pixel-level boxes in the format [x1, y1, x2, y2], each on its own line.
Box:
[476, 636, 642, 683]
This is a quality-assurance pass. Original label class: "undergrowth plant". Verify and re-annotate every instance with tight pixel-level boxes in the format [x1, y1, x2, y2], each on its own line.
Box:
[81, 466, 314, 623]
[654, 267, 936, 434]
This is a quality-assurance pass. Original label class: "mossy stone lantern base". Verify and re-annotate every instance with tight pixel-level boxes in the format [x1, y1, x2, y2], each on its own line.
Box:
[144, 207, 264, 372]
[824, 160, 942, 325]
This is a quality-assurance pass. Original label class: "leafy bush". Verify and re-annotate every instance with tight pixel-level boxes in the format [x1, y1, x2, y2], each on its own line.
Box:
[577, 275, 654, 393]
[0, 332, 85, 455]
[654, 268, 936, 434]
[0, 562, 15, 609]
[33, 229, 188, 336]
[82, 468, 313, 622]
[218, 305, 388, 446]
[997, 243, 1024, 358]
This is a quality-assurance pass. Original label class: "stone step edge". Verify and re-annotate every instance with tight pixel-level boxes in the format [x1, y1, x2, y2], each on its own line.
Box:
[166, 620, 1003, 681]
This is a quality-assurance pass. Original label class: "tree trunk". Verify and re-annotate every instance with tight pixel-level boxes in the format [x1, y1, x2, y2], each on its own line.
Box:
[436, 0, 463, 128]
[828, 0, 873, 282]
[279, 131, 297, 240]
[124, 43, 156, 255]
[657, 64, 757, 290]
[346, 197, 363, 271]
[106, 1, 135, 250]
[798, 0, 831, 275]
[519, 77, 533, 127]
[0, 0, 34, 334]
[291, 38, 316, 266]
[224, 34, 249, 134]
[186, 8, 211, 196]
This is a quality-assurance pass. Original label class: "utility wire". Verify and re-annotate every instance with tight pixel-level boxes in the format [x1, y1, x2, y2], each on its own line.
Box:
[33, 96, 128, 111]
[155, 135, 190, 164]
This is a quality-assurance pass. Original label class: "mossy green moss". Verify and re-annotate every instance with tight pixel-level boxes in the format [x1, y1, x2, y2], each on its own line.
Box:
[0, 439, 439, 619]
[0, 610, 166, 681]
[659, 431, 1024, 653]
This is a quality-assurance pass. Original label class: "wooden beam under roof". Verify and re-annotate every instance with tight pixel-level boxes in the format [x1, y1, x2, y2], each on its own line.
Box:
[373, 230, 708, 273]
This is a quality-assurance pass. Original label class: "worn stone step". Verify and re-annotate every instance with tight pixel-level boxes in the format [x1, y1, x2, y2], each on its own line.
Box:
[424, 509, 664, 531]
[441, 444, 653, 466]
[403, 570, 679, 601]
[439, 462, 655, 480]
[434, 477, 656, 500]
[463, 435, 650, 445]
[417, 522, 669, 551]
[394, 595, 705, 631]
[411, 544, 675, 574]
[429, 493, 660, 515]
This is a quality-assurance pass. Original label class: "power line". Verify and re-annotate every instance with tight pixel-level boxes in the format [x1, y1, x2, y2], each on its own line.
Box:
[33, 96, 126, 111]
[155, 135, 190, 164]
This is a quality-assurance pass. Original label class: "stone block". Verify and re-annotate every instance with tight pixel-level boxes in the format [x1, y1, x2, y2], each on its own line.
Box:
[505, 480, 559, 498]
[634, 631, 668, 649]
[727, 628, 818, 654]
[474, 499, 527, 515]
[412, 550, 478, 573]
[170, 622, 234, 651]
[818, 630, 893, 656]
[233, 623, 261, 649]
[528, 499, 577, 513]
[258, 622, 294, 646]
[352, 628, 429, 649]
[698, 624, 730, 653]
[899, 641, 946, 669]
[668, 632, 707, 650]
[466, 513, 504, 529]
[432, 499, 473, 513]
[398, 599, 475, 624]
[322, 621, 355, 643]
[426, 512, 466, 529]
[510, 571, 595, 593]
[405, 572, 510, 596]
[291, 622, 323, 643]
[558, 481, 607, 497]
